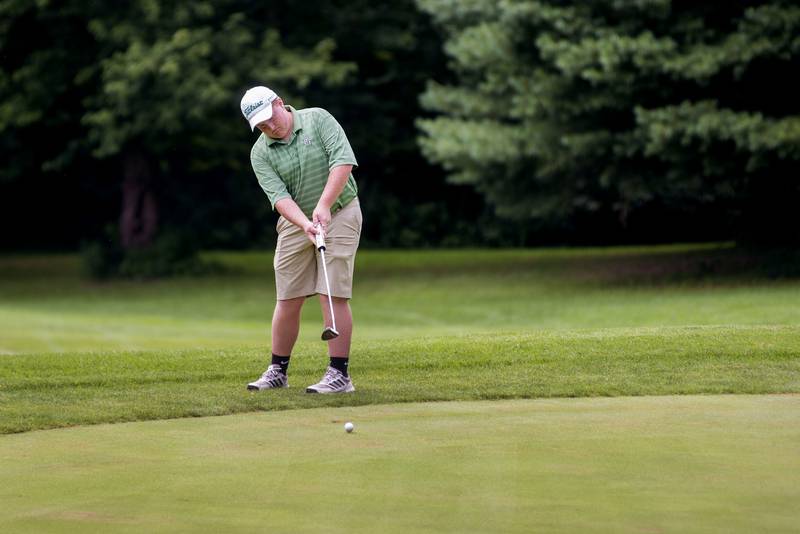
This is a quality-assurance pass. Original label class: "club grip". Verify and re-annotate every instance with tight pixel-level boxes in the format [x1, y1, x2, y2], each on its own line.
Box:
[315, 230, 326, 251]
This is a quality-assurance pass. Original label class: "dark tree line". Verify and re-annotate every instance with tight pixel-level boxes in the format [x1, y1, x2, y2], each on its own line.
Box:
[1, 0, 797, 265]
[417, 0, 800, 246]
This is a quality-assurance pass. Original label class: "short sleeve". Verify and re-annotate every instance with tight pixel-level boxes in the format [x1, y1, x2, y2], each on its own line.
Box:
[316, 109, 358, 170]
[251, 141, 291, 210]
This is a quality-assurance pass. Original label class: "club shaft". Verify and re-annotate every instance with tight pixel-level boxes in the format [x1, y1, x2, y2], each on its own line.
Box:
[319, 249, 337, 331]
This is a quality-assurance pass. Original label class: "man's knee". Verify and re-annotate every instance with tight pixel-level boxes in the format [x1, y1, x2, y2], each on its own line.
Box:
[277, 296, 305, 312]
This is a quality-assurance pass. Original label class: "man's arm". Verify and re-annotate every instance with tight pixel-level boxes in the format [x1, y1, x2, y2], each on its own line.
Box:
[276, 198, 319, 244]
[312, 164, 353, 230]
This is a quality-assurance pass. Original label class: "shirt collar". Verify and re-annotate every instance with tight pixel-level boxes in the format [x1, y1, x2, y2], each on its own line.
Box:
[265, 105, 303, 146]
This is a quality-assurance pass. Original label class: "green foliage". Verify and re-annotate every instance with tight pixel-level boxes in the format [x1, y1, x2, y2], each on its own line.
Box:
[81, 228, 225, 279]
[417, 0, 800, 244]
[1, 0, 485, 250]
[82, 5, 355, 160]
[0, 0, 359, 255]
[117, 230, 225, 279]
[4, 1, 798, 248]
[80, 229, 124, 279]
[0, 1, 97, 180]
[276, 0, 465, 248]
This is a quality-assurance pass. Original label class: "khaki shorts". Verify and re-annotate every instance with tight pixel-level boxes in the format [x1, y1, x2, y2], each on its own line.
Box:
[274, 198, 362, 300]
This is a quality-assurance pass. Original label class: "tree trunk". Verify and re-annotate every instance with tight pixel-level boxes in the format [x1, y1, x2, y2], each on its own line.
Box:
[119, 150, 158, 249]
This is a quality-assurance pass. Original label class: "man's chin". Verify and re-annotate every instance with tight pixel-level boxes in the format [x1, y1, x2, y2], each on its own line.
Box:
[267, 128, 287, 140]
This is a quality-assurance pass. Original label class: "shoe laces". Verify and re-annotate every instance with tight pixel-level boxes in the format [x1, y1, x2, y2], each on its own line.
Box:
[321, 367, 341, 384]
[262, 366, 283, 380]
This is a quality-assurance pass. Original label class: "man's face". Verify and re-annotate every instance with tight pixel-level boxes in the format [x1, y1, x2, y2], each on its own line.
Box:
[255, 99, 292, 139]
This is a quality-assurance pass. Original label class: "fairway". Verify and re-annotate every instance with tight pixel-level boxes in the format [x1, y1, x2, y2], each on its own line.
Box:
[1, 245, 799, 532]
[2, 396, 799, 533]
[2, 245, 799, 354]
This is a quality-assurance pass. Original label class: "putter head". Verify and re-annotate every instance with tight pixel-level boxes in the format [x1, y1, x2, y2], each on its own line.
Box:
[321, 327, 339, 341]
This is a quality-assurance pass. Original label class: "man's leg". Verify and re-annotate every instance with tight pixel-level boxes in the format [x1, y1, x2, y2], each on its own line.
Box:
[319, 295, 352, 357]
[306, 296, 354, 393]
[272, 296, 306, 356]
[306, 199, 360, 394]
[247, 296, 306, 391]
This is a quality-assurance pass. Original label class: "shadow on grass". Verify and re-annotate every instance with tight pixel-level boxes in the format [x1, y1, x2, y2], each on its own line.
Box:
[354, 244, 800, 287]
[564, 246, 800, 287]
[2, 243, 797, 288]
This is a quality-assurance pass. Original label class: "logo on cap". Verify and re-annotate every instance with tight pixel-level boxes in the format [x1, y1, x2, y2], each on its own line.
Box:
[243, 101, 264, 119]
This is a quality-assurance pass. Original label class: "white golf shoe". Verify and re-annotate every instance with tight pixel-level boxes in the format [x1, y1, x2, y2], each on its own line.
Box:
[305, 366, 355, 394]
[247, 365, 288, 391]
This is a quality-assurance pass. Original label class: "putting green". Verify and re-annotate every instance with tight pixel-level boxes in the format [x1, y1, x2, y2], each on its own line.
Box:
[1, 395, 798, 533]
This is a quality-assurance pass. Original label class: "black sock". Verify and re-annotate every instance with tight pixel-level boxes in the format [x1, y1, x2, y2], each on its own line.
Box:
[271, 354, 290, 375]
[329, 357, 349, 377]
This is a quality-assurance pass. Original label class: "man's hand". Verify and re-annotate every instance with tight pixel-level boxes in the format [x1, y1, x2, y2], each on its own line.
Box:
[312, 205, 332, 233]
[303, 220, 320, 244]
[312, 165, 352, 235]
[275, 199, 321, 245]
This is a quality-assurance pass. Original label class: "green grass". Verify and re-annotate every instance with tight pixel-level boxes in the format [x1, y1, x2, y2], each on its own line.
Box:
[2, 325, 799, 434]
[2, 395, 798, 533]
[1, 244, 798, 354]
[1, 243, 799, 531]
[1, 244, 799, 433]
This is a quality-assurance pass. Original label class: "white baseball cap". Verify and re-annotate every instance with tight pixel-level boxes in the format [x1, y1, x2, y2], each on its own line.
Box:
[240, 86, 278, 130]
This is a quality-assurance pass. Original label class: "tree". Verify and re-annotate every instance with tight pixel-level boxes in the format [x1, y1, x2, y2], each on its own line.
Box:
[260, 0, 480, 247]
[82, 1, 354, 250]
[416, 0, 800, 245]
[0, 1, 107, 249]
[1, 0, 354, 255]
[4, 1, 556, 253]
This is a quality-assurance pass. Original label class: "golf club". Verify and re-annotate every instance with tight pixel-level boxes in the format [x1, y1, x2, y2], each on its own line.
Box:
[315, 225, 339, 341]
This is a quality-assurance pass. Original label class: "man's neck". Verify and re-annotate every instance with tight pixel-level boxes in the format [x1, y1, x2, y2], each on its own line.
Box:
[282, 107, 295, 142]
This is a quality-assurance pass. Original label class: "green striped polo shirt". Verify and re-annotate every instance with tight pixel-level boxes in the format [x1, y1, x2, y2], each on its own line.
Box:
[250, 106, 358, 217]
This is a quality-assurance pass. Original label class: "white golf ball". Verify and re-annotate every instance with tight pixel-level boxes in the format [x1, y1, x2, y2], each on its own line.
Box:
[344, 422, 354, 433]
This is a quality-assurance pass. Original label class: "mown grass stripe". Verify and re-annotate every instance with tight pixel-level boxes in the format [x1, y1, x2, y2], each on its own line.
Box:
[1, 326, 798, 434]
[2, 396, 799, 533]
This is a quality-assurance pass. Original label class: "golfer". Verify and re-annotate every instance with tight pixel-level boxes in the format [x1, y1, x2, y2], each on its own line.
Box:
[240, 86, 362, 394]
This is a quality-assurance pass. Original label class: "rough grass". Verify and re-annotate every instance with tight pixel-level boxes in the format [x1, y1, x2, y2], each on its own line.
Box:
[1, 244, 799, 433]
[1, 244, 799, 353]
